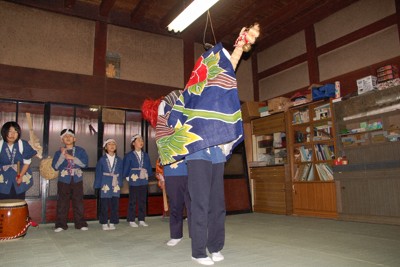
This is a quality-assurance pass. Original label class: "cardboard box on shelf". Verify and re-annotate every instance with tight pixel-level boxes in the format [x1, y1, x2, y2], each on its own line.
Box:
[268, 97, 291, 113]
[376, 64, 398, 73]
[292, 93, 312, 106]
[241, 101, 263, 122]
[377, 73, 399, 83]
[377, 78, 400, 90]
[357, 75, 377, 95]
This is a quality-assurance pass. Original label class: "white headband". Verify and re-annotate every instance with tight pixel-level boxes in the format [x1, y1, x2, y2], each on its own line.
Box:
[60, 129, 75, 138]
[131, 134, 142, 142]
[103, 138, 116, 148]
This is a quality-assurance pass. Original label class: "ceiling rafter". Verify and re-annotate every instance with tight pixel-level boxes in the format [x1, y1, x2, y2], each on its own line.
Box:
[213, 0, 260, 41]
[159, 0, 187, 30]
[64, 0, 76, 9]
[99, 0, 117, 17]
[4, 0, 362, 54]
[130, 0, 147, 24]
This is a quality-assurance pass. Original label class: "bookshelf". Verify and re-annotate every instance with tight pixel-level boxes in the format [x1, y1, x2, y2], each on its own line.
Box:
[246, 112, 293, 215]
[287, 99, 338, 218]
[333, 85, 400, 225]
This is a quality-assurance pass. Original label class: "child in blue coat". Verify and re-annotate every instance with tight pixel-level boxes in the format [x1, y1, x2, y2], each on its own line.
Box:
[123, 134, 153, 227]
[52, 129, 89, 232]
[94, 139, 123, 230]
[0, 121, 37, 200]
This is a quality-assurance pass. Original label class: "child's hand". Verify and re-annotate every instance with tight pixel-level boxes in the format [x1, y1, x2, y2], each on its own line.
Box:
[64, 153, 74, 160]
[61, 147, 74, 160]
[16, 174, 22, 185]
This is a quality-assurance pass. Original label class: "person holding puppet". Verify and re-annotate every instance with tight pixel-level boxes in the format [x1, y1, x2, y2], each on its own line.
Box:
[156, 23, 260, 265]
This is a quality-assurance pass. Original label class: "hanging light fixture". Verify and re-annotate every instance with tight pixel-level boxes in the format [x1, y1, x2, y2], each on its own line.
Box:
[167, 0, 220, 33]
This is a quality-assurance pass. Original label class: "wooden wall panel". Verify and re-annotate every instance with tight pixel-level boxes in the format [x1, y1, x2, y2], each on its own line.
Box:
[224, 178, 251, 213]
[118, 196, 163, 219]
[44, 199, 97, 223]
[40, 196, 164, 224]
[0, 64, 177, 110]
[26, 199, 42, 224]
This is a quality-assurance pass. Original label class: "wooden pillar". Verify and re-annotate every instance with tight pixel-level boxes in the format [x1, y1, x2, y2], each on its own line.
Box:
[251, 53, 259, 101]
[396, 0, 400, 43]
[93, 21, 107, 77]
[183, 36, 195, 85]
[305, 25, 319, 84]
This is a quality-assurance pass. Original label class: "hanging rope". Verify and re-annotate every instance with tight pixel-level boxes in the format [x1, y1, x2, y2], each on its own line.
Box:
[203, 10, 217, 50]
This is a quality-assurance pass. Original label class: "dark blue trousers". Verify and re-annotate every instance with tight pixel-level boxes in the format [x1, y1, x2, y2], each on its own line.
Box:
[99, 197, 119, 224]
[127, 185, 147, 222]
[165, 175, 191, 239]
[187, 160, 225, 258]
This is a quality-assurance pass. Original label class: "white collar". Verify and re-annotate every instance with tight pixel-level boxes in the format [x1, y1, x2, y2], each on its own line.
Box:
[106, 153, 115, 159]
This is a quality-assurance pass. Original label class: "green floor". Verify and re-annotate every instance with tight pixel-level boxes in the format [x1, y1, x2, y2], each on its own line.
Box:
[1, 213, 399, 266]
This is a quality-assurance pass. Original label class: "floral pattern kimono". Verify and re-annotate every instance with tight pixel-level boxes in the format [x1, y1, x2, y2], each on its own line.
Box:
[156, 43, 243, 165]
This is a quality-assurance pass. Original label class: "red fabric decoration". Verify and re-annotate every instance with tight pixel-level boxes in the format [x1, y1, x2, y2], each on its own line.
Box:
[141, 98, 162, 128]
[185, 56, 208, 89]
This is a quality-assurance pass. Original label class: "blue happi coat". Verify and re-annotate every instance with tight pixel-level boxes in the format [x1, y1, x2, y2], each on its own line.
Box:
[94, 154, 123, 198]
[52, 146, 88, 184]
[156, 43, 243, 165]
[0, 139, 37, 194]
[122, 150, 153, 186]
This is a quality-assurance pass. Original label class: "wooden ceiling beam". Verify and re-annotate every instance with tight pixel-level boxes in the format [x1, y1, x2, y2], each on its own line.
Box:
[64, 0, 76, 9]
[213, 0, 259, 41]
[99, 0, 116, 17]
[259, 0, 325, 35]
[130, 0, 147, 24]
[159, 0, 188, 30]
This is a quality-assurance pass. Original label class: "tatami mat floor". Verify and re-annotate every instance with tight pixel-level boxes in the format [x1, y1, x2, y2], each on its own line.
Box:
[1, 213, 400, 267]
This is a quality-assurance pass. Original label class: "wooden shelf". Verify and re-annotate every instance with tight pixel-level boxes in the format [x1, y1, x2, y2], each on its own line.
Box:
[287, 99, 338, 218]
[246, 112, 293, 215]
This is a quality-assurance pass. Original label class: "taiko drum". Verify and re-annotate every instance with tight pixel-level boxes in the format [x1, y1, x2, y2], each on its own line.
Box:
[0, 199, 29, 241]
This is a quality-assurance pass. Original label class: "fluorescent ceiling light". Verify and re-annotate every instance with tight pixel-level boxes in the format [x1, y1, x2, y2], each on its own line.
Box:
[167, 0, 220, 33]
